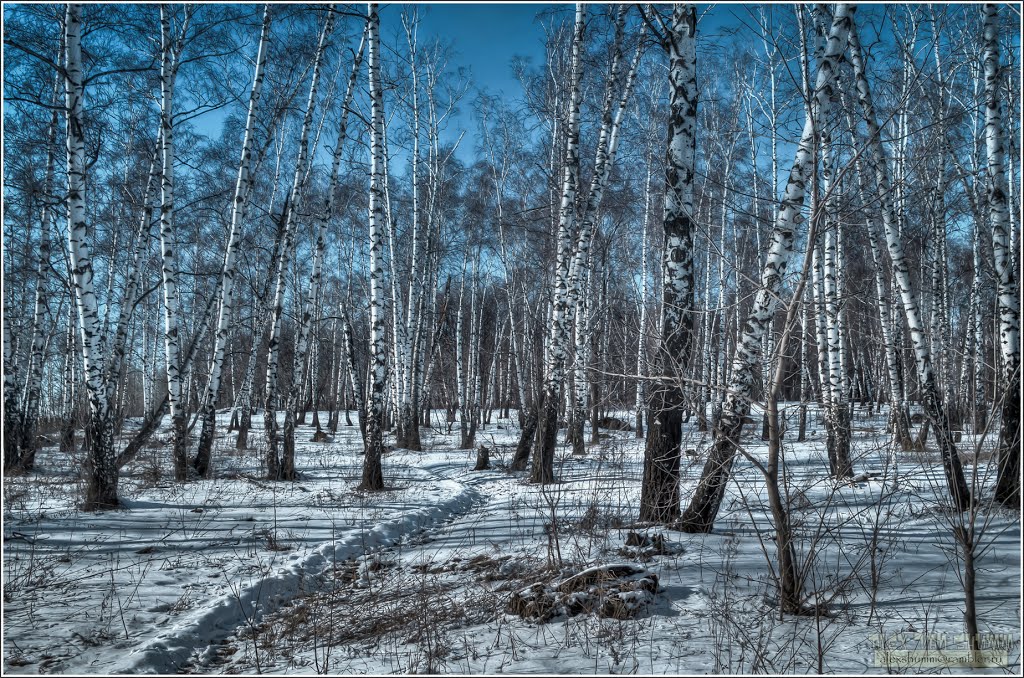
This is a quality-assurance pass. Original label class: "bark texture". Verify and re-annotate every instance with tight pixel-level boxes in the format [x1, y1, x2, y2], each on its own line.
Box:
[640, 4, 697, 524]
[678, 4, 855, 533]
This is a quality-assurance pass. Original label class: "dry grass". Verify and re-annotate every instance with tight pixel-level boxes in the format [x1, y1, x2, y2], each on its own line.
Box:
[194, 546, 534, 673]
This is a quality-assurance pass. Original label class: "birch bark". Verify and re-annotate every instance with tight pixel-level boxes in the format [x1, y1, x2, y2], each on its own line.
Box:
[193, 6, 272, 476]
[679, 5, 854, 533]
[982, 4, 1020, 505]
[846, 16, 972, 511]
[157, 4, 189, 480]
[640, 3, 697, 523]
[531, 4, 586, 485]
[360, 2, 387, 491]
[635, 159, 651, 439]
[65, 4, 119, 509]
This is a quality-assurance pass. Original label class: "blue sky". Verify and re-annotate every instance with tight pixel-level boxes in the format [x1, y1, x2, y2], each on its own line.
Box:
[189, 4, 554, 166]
[408, 3, 742, 98]
[189, 4, 785, 166]
[413, 3, 553, 101]
[188, 4, 1019, 173]
[393, 3, 556, 164]
[376, 3, 749, 164]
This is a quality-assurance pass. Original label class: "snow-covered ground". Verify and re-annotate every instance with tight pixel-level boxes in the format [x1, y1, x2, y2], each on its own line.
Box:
[3, 407, 1020, 674]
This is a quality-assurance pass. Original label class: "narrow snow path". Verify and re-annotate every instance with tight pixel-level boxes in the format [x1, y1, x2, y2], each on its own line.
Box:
[3, 418, 480, 676]
[115, 459, 478, 674]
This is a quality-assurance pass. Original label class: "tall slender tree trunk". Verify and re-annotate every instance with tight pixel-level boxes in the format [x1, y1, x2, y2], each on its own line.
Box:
[65, 4, 119, 509]
[531, 4, 586, 485]
[698, 203, 714, 434]
[639, 4, 697, 524]
[193, 6, 272, 477]
[393, 10, 424, 452]
[157, 5, 188, 480]
[360, 2, 387, 491]
[847, 16, 971, 512]
[819, 131, 853, 479]
[59, 305, 79, 453]
[678, 5, 854, 533]
[568, 262, 591, 456]
[3, 322, 25, 470]
[797, 289, 809, 442]
[982, 4, 1020, 506]
[635, 159, 651, 439]
[971, 229, 988, 433]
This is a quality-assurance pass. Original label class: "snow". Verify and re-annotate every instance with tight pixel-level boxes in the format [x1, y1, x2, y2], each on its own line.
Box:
[3, 407, 1021, 674]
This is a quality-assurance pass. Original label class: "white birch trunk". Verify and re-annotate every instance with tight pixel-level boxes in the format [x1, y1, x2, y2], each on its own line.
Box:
[820, 126, 852, 478]
[65, 4, 119, 509]
[635, 158, 652, 437]
[983, 4, 1020, 504]
[531, 4, 586, 485]
[156, 5, 191, 479]
[360, 2, 387, 491]
[3, 321, 25, 468]
[679, 5, 854, 533]
[639, 3, 697, 523]
[847, 16, 971, 511]
[193, 6, 272, 476]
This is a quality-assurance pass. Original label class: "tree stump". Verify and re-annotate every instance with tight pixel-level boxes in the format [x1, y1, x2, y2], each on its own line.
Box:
[473, 444, 490, 470]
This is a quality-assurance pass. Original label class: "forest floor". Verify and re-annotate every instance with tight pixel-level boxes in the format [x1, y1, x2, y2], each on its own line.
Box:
[2, 406, 1021, 674]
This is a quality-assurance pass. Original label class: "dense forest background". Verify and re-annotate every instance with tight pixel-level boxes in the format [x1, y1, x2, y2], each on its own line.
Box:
[2, 3, 1020, 512]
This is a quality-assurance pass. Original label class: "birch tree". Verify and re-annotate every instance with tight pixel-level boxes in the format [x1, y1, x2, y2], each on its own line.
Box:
[393, 8, 424, 452]
[530, 4, 586, 485]
[846, 15, 972, 512]
[3, 322, 26, 470]
[64, 4, 119, 509]
[155, 4, 193, 480]
[192, 5, 272, 477]
[360, 1, 387, 492]
[817, 103, 854, 479]
[983, 3, 1020, 506]
[635, 156, 652, 439]
[565, 6, 631, 457]
[678, 4, 855, 533]
[639, 3, 697, 524]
